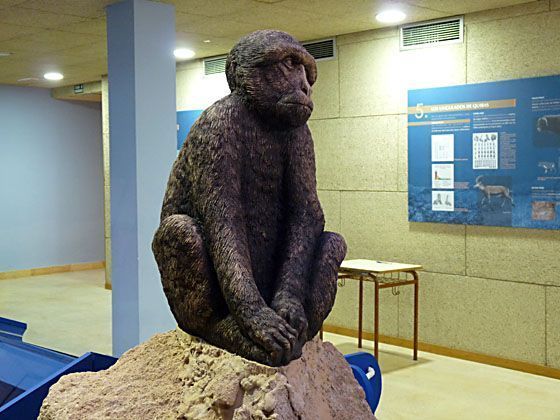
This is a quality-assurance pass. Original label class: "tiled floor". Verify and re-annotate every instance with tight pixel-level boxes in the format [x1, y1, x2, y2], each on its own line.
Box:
[0, 269, 111, 356]
[1, 270, 560, 419]
[325, 333, 560, 420]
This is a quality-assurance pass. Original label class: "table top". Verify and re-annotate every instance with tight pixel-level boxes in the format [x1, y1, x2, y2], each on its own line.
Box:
[339, 259, 423, 274]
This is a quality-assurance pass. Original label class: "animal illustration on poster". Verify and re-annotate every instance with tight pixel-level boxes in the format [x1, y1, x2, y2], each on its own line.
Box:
[152, 30, 347, 367]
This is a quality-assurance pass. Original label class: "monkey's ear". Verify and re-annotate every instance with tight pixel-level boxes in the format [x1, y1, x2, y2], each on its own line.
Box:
[304, 62, 317, 86]
[226, 59, 238, 92]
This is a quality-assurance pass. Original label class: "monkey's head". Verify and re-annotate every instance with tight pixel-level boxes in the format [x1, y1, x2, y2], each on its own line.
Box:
[226, 30, 317, 129]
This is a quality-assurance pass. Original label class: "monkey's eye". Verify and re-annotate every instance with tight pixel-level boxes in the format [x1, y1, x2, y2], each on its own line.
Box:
[283, 56, 295, 69]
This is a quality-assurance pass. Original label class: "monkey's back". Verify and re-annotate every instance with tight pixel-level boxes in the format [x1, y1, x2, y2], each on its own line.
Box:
[161, 94, 293, 299]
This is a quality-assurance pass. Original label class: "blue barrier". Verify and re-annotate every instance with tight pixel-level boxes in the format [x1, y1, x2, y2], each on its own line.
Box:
[0, 317, 117, 420]
[344, 352, 382, 415]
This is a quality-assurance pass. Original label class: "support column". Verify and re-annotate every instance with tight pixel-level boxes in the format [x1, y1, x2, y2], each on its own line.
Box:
[106, 0, 176, 356]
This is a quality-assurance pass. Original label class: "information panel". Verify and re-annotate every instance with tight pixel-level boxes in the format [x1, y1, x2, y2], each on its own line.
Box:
[408, 75, 560, 230]
[176, 109, 203, 150]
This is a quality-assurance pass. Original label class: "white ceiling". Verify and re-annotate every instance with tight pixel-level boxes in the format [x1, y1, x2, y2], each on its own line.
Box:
[0, 0, 537, 87]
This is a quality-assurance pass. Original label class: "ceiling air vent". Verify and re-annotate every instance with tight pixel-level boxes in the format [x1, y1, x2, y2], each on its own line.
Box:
[204, 55, 227, 75]
[400, 17, 463, 50]
[302, 38, 335, 61]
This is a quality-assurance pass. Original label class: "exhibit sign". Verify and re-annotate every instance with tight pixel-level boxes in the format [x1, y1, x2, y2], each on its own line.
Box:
[176, 109, 203, 150]
[408, 75, 560, 230]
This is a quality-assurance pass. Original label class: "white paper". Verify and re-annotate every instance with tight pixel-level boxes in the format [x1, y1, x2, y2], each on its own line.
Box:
[431, 134, 454, 162]
[432, 163, 454, 189]
[432, 191, 454, 212]
[472, 132, 498, 170]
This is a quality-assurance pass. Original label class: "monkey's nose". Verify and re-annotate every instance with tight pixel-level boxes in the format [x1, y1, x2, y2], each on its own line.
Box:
[300, 79, 310, 96]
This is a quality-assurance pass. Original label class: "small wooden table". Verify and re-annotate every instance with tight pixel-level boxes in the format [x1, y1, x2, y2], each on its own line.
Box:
[336, 259, 422, 360]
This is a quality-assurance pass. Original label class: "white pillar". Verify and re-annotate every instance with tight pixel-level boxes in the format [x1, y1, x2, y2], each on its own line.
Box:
[106, 0, 176, 356]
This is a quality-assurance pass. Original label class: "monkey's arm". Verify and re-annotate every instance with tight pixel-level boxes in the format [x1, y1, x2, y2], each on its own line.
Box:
[272, 127, 324, 319]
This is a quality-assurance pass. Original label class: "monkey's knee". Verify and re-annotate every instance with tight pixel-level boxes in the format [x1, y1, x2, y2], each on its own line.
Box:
[152, 214, 206, 262]
[305, 232, 347, 338]
[152, 214, 225, 332]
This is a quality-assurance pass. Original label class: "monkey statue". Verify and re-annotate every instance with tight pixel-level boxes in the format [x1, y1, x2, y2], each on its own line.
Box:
[152, 30, 347, 367]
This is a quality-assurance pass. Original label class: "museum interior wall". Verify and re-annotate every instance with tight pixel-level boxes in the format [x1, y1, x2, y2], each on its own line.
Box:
[0, 84, 104, 272]
[317, 1, 560, 370]
[168, 0, 560, 371]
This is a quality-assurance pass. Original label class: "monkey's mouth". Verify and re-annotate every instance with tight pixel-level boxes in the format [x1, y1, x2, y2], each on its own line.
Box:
[281, 100, 313, 111]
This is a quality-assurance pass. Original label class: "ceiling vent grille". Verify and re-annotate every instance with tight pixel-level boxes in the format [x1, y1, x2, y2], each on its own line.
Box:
[302, 38, 335, 61]
[204, 56, 227, 75]
[400, 17, 463, 50]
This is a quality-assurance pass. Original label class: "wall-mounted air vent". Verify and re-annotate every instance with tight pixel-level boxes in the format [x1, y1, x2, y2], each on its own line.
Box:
[204, 55, 227, 75]
[302, 38, 336, 61]
[400, 17, 463, 50]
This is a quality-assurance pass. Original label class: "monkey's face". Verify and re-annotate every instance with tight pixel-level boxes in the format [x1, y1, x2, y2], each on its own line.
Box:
[227, 31, 317, 129]
[247, 49, 316, 128]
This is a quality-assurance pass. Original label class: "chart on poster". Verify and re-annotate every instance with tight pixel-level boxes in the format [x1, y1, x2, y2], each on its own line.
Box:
[408, 75, 560, 230]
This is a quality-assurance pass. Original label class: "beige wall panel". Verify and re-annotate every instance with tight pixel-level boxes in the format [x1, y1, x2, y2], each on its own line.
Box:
[102, 134, 110, 184]
[176, 64, 229, 111]
[466, 226, 560, 286]
[399, 43, 467, 105]
[103, 185, 111, 236]
[337, 27, 398, 46]
[466, 11, 560, 83]
[553, 0, 560, 10]
[317, 190, 341, 233]
[397, 114, 408, 192]
[101, 77, 109, 135]
[339, 36, 466, 117]
[326, 278, 399, 337]
[399, 272, 546, 365]
[464, 0, 550, 24]
[339, 36, 402, 117]
[340, 191, 466, 274]
[546, 286, 560, 368]
[309, 58, 339, 120]
[309, 115, 400, 191]
[104, 237, 112, 285]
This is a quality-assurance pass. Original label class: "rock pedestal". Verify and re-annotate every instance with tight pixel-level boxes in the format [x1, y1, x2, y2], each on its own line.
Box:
[39, 330, 375, 419]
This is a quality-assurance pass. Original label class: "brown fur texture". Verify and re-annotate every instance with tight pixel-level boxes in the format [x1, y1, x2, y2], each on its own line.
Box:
[152, 30, 346, 366]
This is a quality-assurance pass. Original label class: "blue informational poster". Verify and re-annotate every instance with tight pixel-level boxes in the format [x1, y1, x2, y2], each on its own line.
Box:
[176, 109, 203, 150]
[408, 75, 560, 230]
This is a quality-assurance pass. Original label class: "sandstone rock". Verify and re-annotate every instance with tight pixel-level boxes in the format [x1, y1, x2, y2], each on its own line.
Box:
[39, 330, 374, 419]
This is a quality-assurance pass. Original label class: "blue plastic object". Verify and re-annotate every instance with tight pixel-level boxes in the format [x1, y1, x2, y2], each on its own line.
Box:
[344, 352, 382, 414]
[0, 317, 117, 420]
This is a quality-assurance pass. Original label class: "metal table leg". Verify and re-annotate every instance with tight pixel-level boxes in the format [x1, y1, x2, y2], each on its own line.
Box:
[374, 277, 379, 359]
[358, 275, 363, 348]
[413, 271, 419, 361]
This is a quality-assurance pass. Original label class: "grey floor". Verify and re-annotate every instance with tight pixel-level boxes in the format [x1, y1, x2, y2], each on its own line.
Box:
[0, 269, 111, 356]
[2, 270, 560, 419]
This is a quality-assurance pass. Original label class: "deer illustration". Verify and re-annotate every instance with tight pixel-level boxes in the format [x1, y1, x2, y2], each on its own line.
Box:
[474, 176, 514, 207]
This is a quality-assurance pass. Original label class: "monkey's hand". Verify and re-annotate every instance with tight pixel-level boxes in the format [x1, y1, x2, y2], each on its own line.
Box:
[271, 296, 307, 340]
[271, 296, 308, 360]
[242, 306, 298, 366]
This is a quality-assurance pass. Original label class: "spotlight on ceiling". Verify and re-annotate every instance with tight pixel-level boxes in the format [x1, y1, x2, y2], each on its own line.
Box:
[174, 48, 195, 60]
[203, 39, 211, 43]
[376, 10, 406, 24]
[44, 72, 64, 81]
[0, 52, 12, 57]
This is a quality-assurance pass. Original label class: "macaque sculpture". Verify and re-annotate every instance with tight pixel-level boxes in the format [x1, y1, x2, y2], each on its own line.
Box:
[152, 30, 346, 367]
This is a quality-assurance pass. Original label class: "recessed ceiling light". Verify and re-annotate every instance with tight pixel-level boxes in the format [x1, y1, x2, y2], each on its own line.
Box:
[174, 48, 195, 60]
[44, 72, 64, 81]
[203, 39, 211, 43]
[376, 10, 406, 24]
[0, 52, 11, 57]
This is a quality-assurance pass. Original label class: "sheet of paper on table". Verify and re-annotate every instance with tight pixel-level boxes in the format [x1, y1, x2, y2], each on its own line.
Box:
[339, 259, 423, 274]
